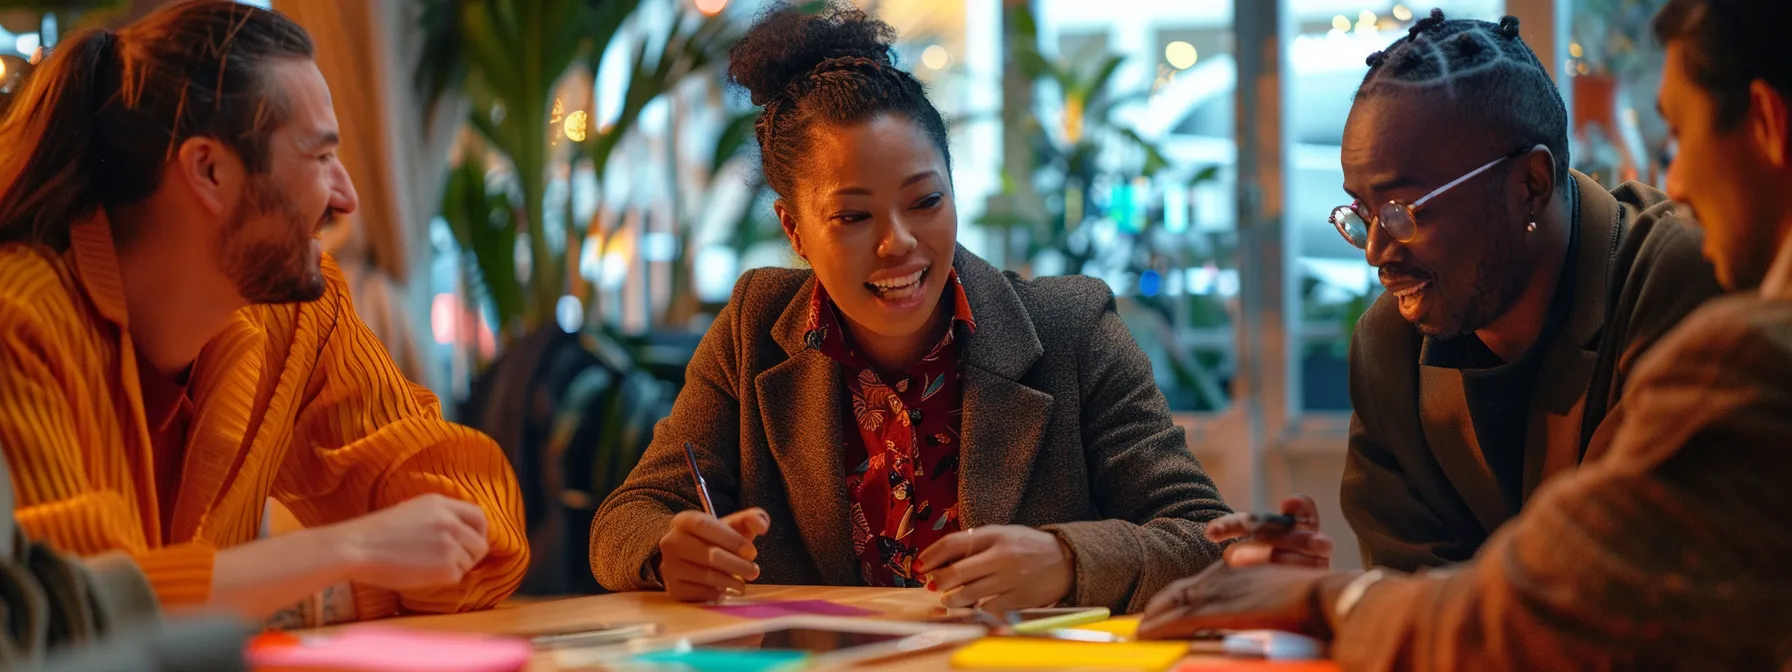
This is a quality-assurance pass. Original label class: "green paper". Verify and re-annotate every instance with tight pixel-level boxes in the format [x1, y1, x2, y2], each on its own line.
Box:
[629, 648, 812, 672]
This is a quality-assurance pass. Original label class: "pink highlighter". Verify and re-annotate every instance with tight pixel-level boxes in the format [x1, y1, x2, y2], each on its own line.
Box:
[247, 626, 532, 672]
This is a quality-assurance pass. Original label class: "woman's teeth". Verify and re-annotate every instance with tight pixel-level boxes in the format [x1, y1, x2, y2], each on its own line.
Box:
[868, 268, 927, 299]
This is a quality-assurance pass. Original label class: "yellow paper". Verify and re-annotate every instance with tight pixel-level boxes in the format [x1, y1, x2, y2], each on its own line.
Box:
[1078, 617, 1142, 640]
[949, 638, 1186, 670]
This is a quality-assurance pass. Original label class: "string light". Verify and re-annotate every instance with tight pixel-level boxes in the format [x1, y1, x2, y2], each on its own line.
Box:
[695, 0, 727, 16]
[1392, 4, 1413, 21]
[1569, 43, 1584, 59]
[1164, 41, 1198, 70]
[1356, 10, 1378, 32]
[921, 44, 950, 70]
[1332, 15, 1351, 32]
[563, 110, 589, 142]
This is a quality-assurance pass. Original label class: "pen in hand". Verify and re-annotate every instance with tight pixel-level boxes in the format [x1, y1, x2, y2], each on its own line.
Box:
[683, 441, 718, 517]
[683, 441, 745, 600]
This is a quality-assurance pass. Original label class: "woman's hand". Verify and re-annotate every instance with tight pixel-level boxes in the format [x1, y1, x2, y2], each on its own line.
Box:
[657, 508, 770, 602]
[917, 525, 1075, 611]
[1206, 495, 1333, 568]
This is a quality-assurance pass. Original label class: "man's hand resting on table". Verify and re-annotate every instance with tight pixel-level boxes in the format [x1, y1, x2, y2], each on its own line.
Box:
[210, 494, 492, 619]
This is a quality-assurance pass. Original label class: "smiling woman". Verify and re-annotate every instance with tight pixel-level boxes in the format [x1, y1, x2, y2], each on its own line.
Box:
[587, 1, 1243, 615]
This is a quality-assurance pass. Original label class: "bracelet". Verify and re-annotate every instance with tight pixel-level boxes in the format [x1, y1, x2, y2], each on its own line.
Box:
[1334, 569, 1385, 620]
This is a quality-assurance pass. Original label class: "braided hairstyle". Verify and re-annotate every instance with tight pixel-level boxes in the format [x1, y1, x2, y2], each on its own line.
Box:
[1358, 9, 1570, 189]
[728, 1, 951, 206]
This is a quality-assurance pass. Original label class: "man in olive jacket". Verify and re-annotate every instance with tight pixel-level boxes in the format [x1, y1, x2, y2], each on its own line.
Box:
[1334, 12, 1722, 570]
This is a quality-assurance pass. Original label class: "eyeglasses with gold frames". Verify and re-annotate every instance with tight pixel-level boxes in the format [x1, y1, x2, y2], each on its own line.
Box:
[1329, 151, 1525, 250]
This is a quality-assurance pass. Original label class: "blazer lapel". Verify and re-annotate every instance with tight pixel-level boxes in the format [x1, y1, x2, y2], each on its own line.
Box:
[950, 249, 1052, 529]
[169, 315, 269, 542]
[756, 280, 857, 586]
[1416, 363, 1512, 533]
[1522, 171, 1622, 498]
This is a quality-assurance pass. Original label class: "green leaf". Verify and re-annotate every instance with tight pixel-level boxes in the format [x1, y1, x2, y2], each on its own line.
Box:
[584, 0, 644, 77]
[1189, 165, 1221, 187]
[1086, 88, 1152, 125]
[1014, 47, 1053, 84]
[414, 0, 469, 115]
[1117, 127, 1173, 177]
[1080, 54, 1127, 105]
[710, 110, 761, 177]
[1008, 2, 1039, 42]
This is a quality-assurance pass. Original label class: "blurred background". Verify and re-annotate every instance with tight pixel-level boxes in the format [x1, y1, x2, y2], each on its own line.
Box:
[0, 0, 1671, 593]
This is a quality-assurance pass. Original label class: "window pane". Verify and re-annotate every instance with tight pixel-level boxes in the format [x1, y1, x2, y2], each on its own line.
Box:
[1569, 0, 1672, 191]
[1033, 0, 1240, 411]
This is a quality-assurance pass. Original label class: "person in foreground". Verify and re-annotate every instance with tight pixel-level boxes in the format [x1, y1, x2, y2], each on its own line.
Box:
[1139, 1, 1792, 667]
[0, 2, 526, 623]
[588, 1, 1234, 613]
[1219, 10, 1722, 572]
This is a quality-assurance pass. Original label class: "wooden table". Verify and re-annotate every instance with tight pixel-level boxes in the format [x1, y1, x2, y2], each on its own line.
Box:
[372, 586, 1340, 671]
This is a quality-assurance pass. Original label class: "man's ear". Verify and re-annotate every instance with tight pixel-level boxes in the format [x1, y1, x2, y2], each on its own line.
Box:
[1519, 144, 1558, 217]
[172, 137, 244, 216]
[1746, 79, 1791, 169]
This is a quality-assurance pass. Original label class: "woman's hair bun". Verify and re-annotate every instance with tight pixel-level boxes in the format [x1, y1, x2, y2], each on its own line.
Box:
[727, 1, 899, 107]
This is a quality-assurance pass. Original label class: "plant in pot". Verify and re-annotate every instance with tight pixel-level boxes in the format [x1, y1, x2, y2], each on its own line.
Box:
[418, 0, 741, 595]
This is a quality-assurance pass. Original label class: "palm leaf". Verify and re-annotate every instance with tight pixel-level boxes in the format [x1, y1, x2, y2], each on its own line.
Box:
[581, 0, 643, 84]
[710, 110, 761, 177]
[440, 155, 525, 332]
[415, 0, 469, 119]
[1085, 88, 1152, 126]
[1117, 127, 1173, 177]
[1008, 1, 1039, 42]
[1188, 165, 1221, 188]
[1078, 55, 1127, 107]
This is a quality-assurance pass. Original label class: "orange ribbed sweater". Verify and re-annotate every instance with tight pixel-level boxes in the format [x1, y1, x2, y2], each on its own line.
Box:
[0, 215, 528, 619]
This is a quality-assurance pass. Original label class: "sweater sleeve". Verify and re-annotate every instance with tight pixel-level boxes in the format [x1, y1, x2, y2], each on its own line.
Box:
[0, 291, 217, 608]
[272, 260, 528, 619]
[1043, 297, 1232, 614]
[1332, 299, 1792, 671]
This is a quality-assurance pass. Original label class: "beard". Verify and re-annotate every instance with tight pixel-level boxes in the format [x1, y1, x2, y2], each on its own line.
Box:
[216, 174, 328, 304]
[1408, 201, 1532, 338]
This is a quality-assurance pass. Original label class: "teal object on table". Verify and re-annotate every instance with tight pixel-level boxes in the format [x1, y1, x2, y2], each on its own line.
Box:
[629, 648, 811, 671]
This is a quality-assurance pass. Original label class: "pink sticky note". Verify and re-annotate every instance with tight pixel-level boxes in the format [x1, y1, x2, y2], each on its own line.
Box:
[708, 599, 879, 619]
[248, 626, 531, 672]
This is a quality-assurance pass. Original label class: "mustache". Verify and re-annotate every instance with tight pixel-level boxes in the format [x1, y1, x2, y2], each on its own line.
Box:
[1378, 264, 1432, 285]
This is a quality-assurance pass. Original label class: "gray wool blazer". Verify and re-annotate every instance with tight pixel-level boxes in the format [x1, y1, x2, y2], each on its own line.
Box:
[589, 247, 1232, 613]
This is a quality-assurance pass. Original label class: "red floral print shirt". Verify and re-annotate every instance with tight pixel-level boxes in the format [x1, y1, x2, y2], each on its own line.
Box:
[805, 272, 977, 587]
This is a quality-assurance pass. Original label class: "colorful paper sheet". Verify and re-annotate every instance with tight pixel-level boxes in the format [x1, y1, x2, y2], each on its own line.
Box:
[950, 638, 1189, 670]
[246, 626, 531, 672]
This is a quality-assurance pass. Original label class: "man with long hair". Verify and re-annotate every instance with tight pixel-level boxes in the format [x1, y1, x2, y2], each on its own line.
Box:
[0, 1, 526, 622]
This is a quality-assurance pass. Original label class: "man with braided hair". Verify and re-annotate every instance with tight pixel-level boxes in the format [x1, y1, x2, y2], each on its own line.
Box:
[1136, 5, 1792, 669]
[1211, 9, 1723, 573]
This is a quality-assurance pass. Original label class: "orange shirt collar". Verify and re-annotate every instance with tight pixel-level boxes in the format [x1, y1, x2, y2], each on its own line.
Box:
[63, 212, 133, 329]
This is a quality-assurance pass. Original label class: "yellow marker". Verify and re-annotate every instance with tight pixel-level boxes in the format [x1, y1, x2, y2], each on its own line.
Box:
[1009, 608, 1112, 635]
